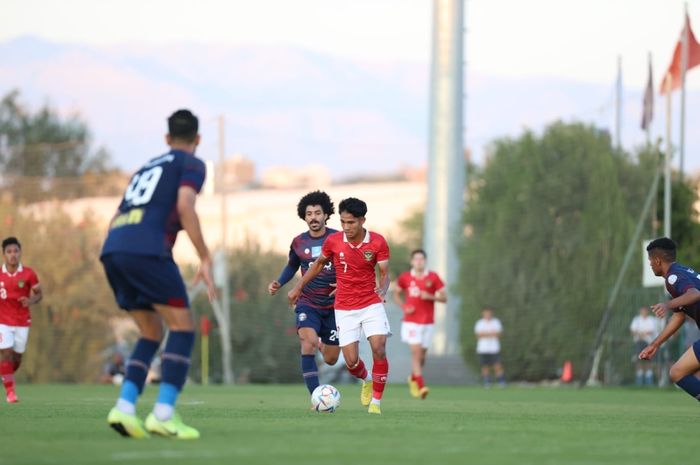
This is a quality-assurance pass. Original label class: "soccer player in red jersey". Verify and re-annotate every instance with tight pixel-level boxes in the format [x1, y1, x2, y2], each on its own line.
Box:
[288, 197, 391, 414]
[393, 249, 446, 399]
[0, 237, 43, 403]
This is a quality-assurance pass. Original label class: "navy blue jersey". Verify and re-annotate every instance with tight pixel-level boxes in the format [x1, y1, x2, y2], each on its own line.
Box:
[288, 228, 337, 309]
[101, 149, 206, 258]
[665, 262, 700, 327]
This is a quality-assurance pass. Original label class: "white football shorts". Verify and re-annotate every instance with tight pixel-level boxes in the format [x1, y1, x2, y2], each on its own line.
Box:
[401, 322, 434, 349]
[0, 324, 30, 353]
[334, 303, 391, 347]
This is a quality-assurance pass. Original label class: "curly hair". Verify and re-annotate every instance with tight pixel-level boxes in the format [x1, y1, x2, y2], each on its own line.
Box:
[297, 190, 335, 221]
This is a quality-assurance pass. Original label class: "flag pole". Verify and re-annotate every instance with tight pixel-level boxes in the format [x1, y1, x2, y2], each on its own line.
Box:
[646, 52, 652, 146]
[664, 74, 673, 239]
[680, 4, 689, 181]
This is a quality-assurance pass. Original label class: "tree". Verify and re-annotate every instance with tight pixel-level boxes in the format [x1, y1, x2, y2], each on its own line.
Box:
[0, 199, 119, 382]
[459, 122, 658, 380]
[190, 241, 300, 383]
[0, 89, 117, 201]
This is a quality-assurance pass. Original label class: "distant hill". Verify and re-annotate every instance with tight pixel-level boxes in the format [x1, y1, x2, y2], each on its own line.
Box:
[1, 36, 698, 177]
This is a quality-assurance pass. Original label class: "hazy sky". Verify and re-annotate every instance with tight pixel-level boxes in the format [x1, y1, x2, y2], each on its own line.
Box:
[4, 0, 700, 176]
[2, 0, 700, 88]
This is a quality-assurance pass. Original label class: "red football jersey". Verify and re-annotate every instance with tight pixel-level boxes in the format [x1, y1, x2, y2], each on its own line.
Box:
[0, 264, 40, 327]
[321, 230, 390, 310]
[396, 270, 445, 324]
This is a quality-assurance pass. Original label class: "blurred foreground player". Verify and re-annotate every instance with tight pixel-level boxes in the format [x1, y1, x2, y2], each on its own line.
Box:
[639, 238, 700, 402]
[0, 237, 43, 403]
[393, 249, 446, 399]
[268, 191, 340, 396]
[101, 109, 216, 439]
[289, 197, 391, 414]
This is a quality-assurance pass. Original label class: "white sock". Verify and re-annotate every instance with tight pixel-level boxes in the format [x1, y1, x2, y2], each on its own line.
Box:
[116, 399, 136, 415]
[370, 398, 381, 406]
[153, 402, 175, 421]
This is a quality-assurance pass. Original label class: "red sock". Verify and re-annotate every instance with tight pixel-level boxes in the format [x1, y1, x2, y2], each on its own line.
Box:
[415, 375, 425, 389]
[346, 359, 368, 380]
[372, 358, 389, 400]
[0, 360, 15, 393]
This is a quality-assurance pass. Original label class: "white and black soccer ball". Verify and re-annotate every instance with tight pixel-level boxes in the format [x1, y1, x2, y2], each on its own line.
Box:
[311, 384, 341, 413]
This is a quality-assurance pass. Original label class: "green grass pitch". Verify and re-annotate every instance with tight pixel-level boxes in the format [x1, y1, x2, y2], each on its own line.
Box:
[0, 384, 695, 465]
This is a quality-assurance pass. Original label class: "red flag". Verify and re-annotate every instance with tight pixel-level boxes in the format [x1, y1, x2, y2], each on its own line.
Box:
[660, 14, 700, 94]
[641, 57, 654, 130]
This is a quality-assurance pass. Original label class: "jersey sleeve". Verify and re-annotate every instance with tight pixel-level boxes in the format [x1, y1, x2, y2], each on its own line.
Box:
[474, 320, 482, 333]
[376, 236, 390, 262]
[28, 269, 39, 287]
[180, 156, 206, 193]
[321, 234, 335, 260]
[668, 272, 696, 300]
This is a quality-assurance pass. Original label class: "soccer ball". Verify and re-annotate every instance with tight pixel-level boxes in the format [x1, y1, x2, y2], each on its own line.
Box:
[111, 373, 124, 386]
[311, 384, 341, 413]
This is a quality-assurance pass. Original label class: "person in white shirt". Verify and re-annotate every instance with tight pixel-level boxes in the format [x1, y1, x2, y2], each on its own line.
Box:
[474, 307, 504, 386]
[630, 306, 660, 386]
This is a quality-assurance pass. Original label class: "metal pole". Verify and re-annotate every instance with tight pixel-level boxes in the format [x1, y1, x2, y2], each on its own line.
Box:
[680, 5, 689, 181]
[218, 115, 234, 384]
[424, 0, 466, 357]
[664, 77, 672, 239]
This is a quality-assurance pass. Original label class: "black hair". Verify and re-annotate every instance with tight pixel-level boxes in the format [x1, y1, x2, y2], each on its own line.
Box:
[168, 109, 199, 143]
[646, 237, 676, 262]
[2, 237, 21, 252]
[338, 197, 367, 218]
[297, 191, 334, 221]
[411, 249, 427, 258]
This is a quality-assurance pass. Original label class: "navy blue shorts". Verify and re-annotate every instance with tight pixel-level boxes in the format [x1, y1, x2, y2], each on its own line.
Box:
[101, 253, 189, 311]
[295, 305, 339, 346]
[693, 339, 700, 361]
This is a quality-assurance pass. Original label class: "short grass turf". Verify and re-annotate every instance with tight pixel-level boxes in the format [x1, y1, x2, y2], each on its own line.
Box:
[0, 384, 695, 465]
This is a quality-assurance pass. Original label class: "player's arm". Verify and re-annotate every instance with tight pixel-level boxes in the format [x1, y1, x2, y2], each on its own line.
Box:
[269, 249, 301, 295]
[19, 284, 42, 307]
[639, 311, 685, 360]
[375, 260, 390, 300]
[392, 283, 405, 307]
[288, 255, 329, 305]
[177, 185, 216, 302]
[420, 287, 447, 303]
[652, 288, 700, 317]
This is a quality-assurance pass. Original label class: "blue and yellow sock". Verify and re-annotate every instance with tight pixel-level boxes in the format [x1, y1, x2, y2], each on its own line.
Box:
[154, 331, 195, 420]
[116, 338, 160, 414]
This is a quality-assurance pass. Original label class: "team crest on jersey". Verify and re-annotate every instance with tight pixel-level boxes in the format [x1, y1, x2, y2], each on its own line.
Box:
[426, 279, 433, 287]
[18, 280, 25, 288]
[668, 274, 678, 285]
[298, 313, 307, 322]
[363, 251, 374, 261]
